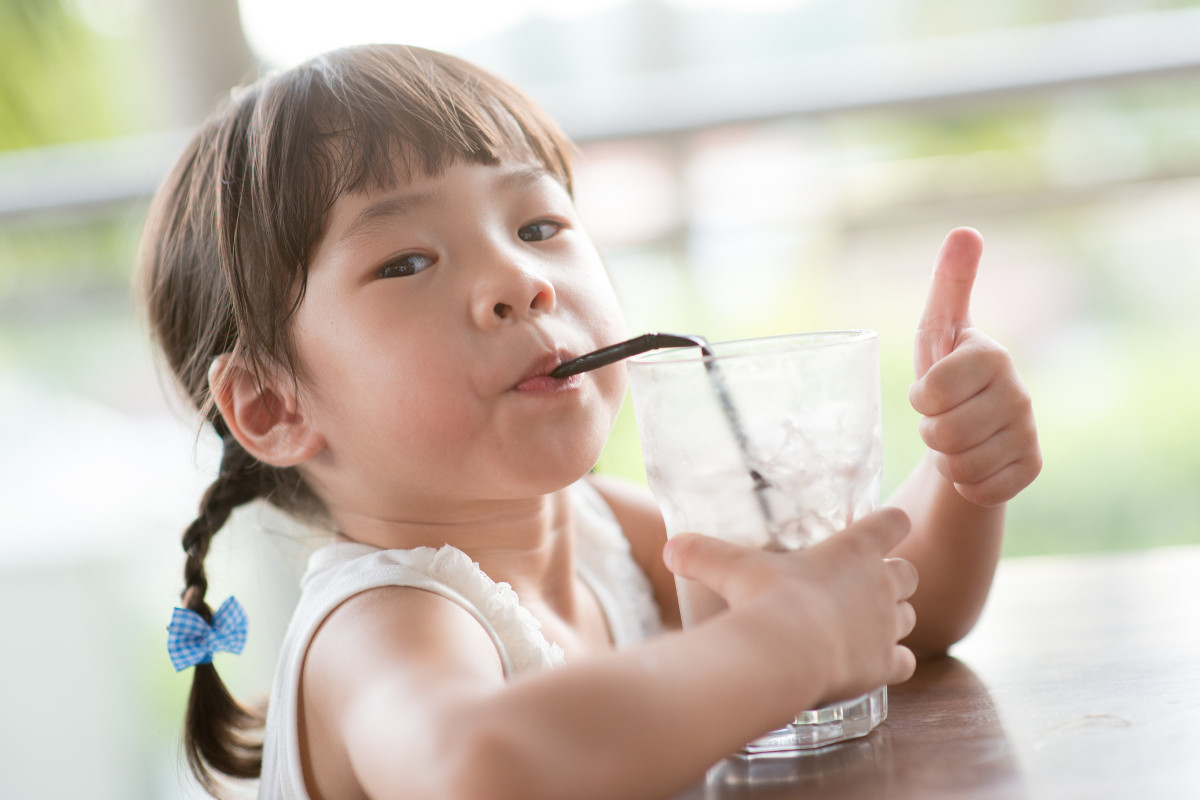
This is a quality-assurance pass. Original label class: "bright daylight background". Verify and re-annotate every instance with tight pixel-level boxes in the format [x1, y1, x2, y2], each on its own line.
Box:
[2, 0, 1199, 797]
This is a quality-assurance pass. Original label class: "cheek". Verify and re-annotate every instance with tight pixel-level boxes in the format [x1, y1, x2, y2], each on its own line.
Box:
[576, 272, 627, 341]
[300, 338, 469, 462]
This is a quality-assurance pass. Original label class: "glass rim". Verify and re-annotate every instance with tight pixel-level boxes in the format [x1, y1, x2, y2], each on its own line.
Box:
[628, 329, 878, 367]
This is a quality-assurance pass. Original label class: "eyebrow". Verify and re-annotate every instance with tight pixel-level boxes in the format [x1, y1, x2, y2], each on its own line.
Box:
[499, 165, 563, 191]
[336, 190, 437, 248]
[334, 165, 564, 247]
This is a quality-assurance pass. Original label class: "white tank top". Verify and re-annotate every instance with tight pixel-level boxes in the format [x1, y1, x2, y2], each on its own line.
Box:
[258, 481, 664, 800]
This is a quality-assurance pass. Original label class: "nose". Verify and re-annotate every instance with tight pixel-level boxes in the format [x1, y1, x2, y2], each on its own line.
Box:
[470, 248, 556, 329]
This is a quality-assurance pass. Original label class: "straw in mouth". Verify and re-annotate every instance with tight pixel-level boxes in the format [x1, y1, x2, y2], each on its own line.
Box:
[548, 332, 711, 379]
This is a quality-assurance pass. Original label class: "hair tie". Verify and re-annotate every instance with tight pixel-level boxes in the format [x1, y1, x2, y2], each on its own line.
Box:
[167, 596, 248, 671]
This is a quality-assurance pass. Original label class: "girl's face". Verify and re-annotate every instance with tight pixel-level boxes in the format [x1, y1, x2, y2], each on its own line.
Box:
[290, 159, 628, 526]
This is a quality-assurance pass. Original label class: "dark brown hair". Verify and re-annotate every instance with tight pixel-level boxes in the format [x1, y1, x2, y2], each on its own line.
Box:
[138, 43, 576, 794]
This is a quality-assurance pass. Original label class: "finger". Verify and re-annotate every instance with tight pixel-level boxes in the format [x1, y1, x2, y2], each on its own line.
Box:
[884, 557, 919, 601]
[662, 533, 756, 598]
[826, 507, 911, 558]
[931, 426, 1029, 485]
[953, 457, 1042, 508]
[889, 645, 917, 686]
[914, 227, 984, 379]
[896, 600, 917, 641]
[909, 330, 1006, 416]
[917, 390, 1009, 455]
[919, 227, 983, 330]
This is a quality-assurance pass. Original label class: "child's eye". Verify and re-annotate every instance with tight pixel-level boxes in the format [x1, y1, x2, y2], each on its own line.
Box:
[517, 220, 562, 242]
[376, 253, 434, 279]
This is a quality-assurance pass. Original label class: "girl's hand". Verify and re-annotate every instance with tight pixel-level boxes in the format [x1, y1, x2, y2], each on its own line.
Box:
[663, 508, 919, 705]
[911, 228, 1042, 508]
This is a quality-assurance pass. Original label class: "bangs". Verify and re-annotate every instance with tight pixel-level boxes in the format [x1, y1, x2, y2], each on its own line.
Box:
[242, 44, 577, 292]
[310, 48, 575, 198]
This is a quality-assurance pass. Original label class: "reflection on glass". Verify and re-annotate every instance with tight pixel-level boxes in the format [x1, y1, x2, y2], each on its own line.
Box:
[705, 726, 894, 799]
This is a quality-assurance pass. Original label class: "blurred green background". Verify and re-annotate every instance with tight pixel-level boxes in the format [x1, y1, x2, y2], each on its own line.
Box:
[2, 1, 1199, 797]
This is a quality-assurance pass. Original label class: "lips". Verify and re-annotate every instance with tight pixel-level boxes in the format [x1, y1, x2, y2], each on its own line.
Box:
[513, 351, 581, 393]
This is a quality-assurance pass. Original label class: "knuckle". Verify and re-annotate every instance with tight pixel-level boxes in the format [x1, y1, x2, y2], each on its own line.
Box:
[1004, 380, 1034, 417]
[982, 340, 1011, 367]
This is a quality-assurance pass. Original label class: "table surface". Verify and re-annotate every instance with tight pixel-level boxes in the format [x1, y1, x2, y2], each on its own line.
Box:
[670, 544, 1200, 800]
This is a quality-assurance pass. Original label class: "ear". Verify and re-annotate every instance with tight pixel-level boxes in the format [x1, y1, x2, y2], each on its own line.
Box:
[208, 354, 325, 467]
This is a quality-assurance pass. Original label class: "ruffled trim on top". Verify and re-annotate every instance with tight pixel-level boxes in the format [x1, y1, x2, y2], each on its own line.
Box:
[425, 545, 566, 672]
[300, 480, 660, 676]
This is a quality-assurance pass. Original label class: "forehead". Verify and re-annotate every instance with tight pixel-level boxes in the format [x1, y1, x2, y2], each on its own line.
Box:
[316, 160, 568, 253]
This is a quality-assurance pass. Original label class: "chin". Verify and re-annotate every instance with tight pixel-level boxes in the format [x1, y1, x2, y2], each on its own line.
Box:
[517, 428, 611, 496]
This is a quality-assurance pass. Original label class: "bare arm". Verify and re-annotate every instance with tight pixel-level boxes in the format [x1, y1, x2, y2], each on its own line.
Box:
[886, 451, 1005, 657]
[890, 228, 1042, 657]
[305, 510, 917, 800]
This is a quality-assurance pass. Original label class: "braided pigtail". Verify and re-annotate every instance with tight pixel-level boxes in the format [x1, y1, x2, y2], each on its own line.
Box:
[138, 42, 585, 794]
[179, 421, 267, 792]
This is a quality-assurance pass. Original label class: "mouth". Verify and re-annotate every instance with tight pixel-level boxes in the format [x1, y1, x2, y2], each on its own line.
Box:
[513, 351, 583, 393]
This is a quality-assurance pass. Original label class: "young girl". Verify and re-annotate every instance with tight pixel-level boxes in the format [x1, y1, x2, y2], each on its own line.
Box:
[142, 44, 1040, 800]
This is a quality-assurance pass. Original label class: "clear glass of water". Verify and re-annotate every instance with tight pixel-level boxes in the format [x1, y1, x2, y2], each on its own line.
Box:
[627, 330, 885, 753]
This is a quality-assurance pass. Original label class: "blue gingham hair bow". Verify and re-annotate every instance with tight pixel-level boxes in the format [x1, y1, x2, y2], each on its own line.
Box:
[167, 596, 248, 671]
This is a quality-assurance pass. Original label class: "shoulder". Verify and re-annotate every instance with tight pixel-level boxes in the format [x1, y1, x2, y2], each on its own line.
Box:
[309, 584, 505, 681]
[585, 473, 681, 628]
[299, 585, 505, 798]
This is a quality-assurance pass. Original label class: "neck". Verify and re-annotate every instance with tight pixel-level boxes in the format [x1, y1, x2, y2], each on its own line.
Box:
[329, 488, 578, 605]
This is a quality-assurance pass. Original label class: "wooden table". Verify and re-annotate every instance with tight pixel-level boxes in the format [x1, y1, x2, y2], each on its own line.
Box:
[671, 545, 1200, 799]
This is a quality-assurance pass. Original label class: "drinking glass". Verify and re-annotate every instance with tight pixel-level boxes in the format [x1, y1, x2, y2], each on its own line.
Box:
[627, 330, 885, 752]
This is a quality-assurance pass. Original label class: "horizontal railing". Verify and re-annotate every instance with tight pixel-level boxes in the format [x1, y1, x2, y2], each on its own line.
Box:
[3, 8, 1200, 223]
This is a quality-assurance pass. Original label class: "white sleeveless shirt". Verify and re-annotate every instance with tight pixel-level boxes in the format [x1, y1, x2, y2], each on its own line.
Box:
[258, 481, 664, 800]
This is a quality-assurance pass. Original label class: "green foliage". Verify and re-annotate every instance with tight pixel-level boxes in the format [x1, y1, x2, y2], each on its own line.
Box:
[0, 0, 127, 149]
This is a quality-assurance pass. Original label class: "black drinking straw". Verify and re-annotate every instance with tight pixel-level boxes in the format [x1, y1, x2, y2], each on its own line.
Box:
[552, 333, 777, 538]
[549, 333, 710, 378]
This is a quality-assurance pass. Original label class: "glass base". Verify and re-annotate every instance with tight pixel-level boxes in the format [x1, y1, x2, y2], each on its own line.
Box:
[742, 686, 887, 753]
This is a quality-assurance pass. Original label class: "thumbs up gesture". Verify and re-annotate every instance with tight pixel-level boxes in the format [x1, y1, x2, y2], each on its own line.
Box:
[909, 228, 1042, 507]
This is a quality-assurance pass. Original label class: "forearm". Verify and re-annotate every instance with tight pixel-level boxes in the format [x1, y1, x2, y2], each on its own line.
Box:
[448, 609, 827, 800]
[885, 451, 1004, 657]
[347, 514, 918, 800]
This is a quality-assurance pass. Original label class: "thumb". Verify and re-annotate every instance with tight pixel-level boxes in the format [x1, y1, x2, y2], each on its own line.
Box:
[914, 227, 983, 379]
[663, 533, 756, 602]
